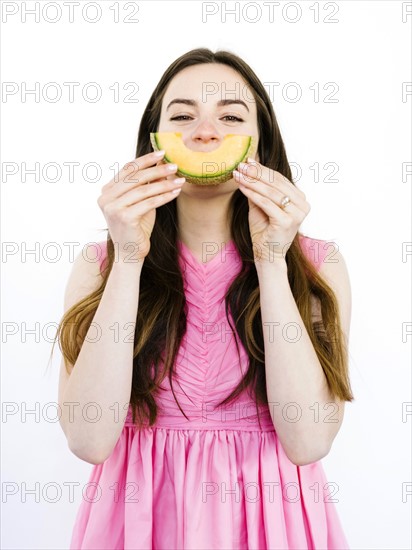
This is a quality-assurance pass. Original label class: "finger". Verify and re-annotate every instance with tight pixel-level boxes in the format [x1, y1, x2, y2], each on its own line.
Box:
[242, 161, 300, 197]
[125, 186, 182, 218]
[234, 170, 308, 212]
[149, 161, 178, 184]
[130, 161, 178, 185]
[238, 180, 307, 222]
[239, 161, 304, 201]
[103, 151, 166, 190]
[106, 163, 178, 202]
[237, 182, 290, 222]
[122, 151, 166, 174]
[116, 178, 184, 209]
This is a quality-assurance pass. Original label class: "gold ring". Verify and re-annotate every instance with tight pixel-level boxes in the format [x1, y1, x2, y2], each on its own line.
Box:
[280, 195, 291, 209]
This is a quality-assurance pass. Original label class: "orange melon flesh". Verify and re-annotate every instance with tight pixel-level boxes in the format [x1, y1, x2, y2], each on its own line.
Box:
[150, 132, 257, 185]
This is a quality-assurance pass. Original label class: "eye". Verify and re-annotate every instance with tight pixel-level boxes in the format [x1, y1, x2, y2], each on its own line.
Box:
[222, 115, 244, 122]
[169, 115, 245, 122]
[169, 115, 193, 121]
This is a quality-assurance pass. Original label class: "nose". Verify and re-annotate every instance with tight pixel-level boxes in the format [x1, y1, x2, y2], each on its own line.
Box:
[190, 119, 221, 148]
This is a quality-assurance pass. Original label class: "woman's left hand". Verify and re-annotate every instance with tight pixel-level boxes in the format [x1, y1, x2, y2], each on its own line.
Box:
[233, 159, 311, 266]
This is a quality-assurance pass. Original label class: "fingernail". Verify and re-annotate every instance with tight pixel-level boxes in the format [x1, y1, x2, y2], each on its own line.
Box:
[154, 150, 165, 157]
[247, 157, 257, 164]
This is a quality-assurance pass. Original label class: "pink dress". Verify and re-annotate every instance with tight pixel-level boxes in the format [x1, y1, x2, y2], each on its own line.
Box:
[70, 235, 349, 550]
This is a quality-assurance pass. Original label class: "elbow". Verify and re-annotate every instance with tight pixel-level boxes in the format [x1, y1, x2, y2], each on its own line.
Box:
[63, 421, 119, 465]
[68, 439, 111, 465]
[287, 443, 331, 467]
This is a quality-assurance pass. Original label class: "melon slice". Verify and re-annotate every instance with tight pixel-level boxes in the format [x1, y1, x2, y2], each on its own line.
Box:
[150, 132, 257, 186]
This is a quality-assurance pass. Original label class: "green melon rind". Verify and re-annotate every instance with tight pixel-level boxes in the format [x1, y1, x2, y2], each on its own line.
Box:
[150, 133, 257, 186]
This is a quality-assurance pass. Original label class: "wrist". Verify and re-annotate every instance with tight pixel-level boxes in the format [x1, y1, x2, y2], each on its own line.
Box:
[111, 256, 145, 271]
[255, 258, 288, 276]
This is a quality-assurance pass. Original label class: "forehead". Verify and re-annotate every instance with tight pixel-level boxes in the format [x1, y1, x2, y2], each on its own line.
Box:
[162, 63, 256, 108]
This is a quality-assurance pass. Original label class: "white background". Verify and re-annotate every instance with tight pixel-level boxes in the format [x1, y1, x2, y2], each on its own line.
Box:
[1, 0, 411, 548]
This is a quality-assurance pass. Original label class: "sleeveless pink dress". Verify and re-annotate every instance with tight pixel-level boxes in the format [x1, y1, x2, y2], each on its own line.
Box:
[70, 235, 349, 549]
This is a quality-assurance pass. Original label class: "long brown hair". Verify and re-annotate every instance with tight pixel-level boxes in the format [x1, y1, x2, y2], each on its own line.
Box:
[51, 48, 354, 428]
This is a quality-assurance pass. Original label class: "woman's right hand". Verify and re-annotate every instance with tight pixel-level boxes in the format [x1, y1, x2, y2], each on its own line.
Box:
[97, 151, 185, 263]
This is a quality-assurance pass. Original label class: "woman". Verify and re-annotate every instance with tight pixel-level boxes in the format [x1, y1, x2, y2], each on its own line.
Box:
[55, 48, 354, 549]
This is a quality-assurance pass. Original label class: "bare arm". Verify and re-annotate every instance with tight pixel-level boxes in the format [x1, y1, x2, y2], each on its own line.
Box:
[257, 248, 351, 466]
[58, 245, 143, 464]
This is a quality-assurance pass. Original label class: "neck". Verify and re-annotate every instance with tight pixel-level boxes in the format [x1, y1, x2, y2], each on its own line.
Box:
[176, 191, 233, 248]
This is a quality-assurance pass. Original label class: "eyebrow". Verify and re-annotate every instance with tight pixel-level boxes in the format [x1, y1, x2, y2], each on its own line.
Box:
[166, 98, 250, 113]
